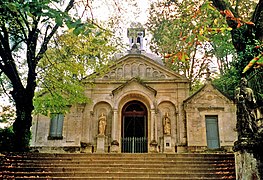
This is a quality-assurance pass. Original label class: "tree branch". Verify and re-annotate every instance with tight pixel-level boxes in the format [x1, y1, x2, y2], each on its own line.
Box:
[252, 0, 263, 41]
[211, 0, 239, 29]
[0, 27, 24, 90]
[0, 71, 13, 100]
[36, 0, 75, 63]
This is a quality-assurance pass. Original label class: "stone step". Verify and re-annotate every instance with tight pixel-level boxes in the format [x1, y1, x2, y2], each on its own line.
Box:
[0, 153, 236, 179]
[2, 171, 236, 179]
[1, 162, 235, 170]
[4, 152, 234, 158]
[4, 166, 235, 172]
[4, 156, 235, 161]
[4, 158, 234, 163]
[3, 162, 235, 168]
[1, 176, 237, 180]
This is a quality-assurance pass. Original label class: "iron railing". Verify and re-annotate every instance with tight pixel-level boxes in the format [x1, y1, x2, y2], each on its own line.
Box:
[121, 137, 147, 153]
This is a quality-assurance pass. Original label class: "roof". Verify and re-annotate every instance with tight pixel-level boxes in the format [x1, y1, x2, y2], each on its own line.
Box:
[113, 49, 164, 66]
[183, 81, 234, 103]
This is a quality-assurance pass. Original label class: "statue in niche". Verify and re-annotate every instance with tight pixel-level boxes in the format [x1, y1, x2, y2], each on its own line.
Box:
[163, 112, 171, 135]
[98, 113, 107, 136]
[235, 77, 258, 139]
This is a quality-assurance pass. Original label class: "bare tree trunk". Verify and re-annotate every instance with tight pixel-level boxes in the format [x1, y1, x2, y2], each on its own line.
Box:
[11, 87, 35, 152]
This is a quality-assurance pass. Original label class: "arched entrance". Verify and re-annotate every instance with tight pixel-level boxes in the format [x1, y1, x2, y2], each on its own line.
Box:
[121, 100, 148, 153]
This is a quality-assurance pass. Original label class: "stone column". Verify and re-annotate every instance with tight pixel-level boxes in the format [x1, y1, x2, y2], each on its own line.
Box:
[111, 109, 119, 152]
[111, 109, 117, 140]
[149, 109, 158, 153]
[150, 109, 155, 141]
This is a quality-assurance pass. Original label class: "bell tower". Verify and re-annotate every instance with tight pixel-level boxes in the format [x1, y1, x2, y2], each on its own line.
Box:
[127, 22, 145, 50]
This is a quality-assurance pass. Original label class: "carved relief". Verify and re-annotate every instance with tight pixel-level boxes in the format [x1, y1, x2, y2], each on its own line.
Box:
[138, 64, 145, 77]
[102, 61, 170, 80]
[124, 64, 131, 78]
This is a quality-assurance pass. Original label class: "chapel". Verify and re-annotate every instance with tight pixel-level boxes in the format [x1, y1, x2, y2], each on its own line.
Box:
[30, 25, 237, 153]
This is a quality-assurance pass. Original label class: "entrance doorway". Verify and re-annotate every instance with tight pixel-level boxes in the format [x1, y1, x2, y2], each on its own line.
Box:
[121, 100, 148, 153]
[205, 116, 220, 149]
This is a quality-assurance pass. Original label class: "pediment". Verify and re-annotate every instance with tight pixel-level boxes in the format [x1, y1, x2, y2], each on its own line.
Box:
[98, 54, 187, 81]
[112, 77, 157, 97]
[184, 83, 233, 106]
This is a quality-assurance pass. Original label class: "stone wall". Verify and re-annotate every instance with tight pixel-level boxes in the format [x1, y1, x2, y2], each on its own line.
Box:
[184, 82, 237, 151]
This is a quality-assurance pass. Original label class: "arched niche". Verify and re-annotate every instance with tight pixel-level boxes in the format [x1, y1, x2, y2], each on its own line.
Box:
[92, 101, 112, 139]
[157, 101, 177, 138]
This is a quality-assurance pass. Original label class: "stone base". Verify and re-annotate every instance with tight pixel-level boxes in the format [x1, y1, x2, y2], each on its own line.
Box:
[80, 146, 93, 153]
[163, 136, 173, 153]
[110, 140, 119, 153]
[149, 140, 158, 153]
[30, 146, 80, 153]
[80, 142, 93, 153]
[177, 145, 187, 153]
[96, 135, 105, 153]
[235, 151, 260, 180]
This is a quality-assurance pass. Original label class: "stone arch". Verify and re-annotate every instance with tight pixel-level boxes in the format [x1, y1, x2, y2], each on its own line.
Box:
[115, 92, 154, 149]
[115, 91, 154, 110]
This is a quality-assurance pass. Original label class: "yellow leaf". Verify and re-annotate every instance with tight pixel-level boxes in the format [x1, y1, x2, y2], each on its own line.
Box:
[214, 19, 218, 25]
[199, 28, 204, 35]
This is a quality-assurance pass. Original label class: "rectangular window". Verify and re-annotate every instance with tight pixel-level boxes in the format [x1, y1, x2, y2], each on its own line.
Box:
[48, 113, 64, 140]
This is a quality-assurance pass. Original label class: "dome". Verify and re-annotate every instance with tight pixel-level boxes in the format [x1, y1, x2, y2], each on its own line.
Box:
[113, 50, 164, 66]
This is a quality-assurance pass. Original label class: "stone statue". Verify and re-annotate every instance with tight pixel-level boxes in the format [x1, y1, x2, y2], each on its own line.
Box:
[163, 112, 171, 135]
[98, 113, 107, 136]
[235, 77, 258, 138]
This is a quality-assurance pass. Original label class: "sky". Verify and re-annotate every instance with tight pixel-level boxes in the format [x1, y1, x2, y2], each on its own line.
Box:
[90, 0, 153, 24]
[0, 0, 157, 125]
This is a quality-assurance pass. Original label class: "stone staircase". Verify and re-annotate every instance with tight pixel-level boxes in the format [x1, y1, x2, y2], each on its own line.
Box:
[0, 153, 236, 179]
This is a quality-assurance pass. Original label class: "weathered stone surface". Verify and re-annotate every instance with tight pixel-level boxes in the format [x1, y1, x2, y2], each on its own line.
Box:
[30, 53, 237, 154]
[235, 151, 260, 180]
[184, 81, 237, 151]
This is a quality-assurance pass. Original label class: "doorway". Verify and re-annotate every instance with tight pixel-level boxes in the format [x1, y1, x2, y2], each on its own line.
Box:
[121, 100, 148, 153]
[205, 116, 220, 149]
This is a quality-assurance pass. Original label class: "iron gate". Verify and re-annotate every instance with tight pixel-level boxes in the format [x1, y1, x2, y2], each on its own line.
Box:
[121, 137, 147, 153]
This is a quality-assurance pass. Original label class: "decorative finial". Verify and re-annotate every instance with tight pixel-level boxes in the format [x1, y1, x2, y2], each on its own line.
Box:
[205, 67, 212, 82]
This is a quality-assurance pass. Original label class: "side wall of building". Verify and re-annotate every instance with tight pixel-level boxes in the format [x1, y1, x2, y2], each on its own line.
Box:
[184, 83, 237, 152]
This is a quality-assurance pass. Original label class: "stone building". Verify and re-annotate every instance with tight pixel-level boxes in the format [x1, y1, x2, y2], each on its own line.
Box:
[30, 26, 237, 153]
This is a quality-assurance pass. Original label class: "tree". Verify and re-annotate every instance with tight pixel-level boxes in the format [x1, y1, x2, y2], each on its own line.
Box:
[0, 0, 81, 151]
[211, 0, 262, 71]
[146, 0, 231, 91]
[0, 0, 142, 151]
[211, 0, 263, 101]
[34, 27, 116, 115]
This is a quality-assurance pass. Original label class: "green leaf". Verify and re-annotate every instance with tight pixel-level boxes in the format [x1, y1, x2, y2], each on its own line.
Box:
[6, 3, 18, 12]
[55, 15, 63, 26]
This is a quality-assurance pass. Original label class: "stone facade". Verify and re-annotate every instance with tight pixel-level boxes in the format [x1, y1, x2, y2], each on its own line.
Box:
[30, 51, 237, 153]
[184, 82, 237, 152]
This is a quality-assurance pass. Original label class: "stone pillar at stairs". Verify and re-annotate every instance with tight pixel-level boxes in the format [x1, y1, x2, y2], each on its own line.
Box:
[163, 135, 173, 153]
[110, 109, 120, 153]
[96, 135, 106, 153]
